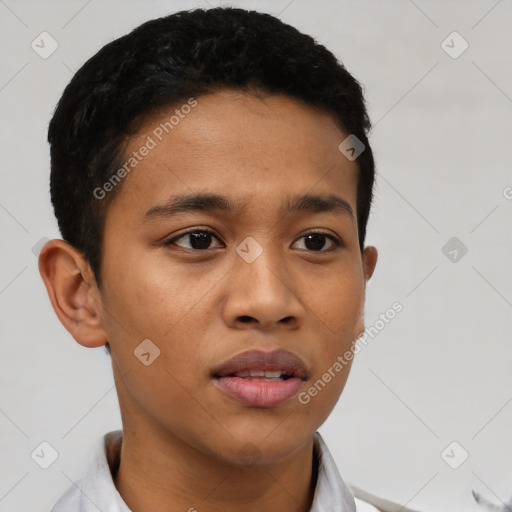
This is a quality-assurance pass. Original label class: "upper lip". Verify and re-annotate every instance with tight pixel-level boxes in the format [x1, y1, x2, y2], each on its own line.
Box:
[212, 348, 308, 380]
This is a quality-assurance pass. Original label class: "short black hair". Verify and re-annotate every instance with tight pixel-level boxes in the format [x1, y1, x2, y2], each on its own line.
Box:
[48, 6, 375, 292]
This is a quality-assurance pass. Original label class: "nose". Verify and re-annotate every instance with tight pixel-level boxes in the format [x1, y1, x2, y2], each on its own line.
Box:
[221, 245, 305, 331]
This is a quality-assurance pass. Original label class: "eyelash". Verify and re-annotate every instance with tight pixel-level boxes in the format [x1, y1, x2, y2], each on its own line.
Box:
[163, 228, 342, 252]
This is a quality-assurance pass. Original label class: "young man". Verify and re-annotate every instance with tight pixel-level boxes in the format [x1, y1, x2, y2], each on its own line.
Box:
[39, 6, 392, 512]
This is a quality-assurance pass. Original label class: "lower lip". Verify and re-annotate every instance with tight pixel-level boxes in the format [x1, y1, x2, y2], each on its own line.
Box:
[214, 376, 303, 407]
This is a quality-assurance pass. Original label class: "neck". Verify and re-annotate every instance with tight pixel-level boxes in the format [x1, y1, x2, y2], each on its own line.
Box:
[113, 423, 318, 512]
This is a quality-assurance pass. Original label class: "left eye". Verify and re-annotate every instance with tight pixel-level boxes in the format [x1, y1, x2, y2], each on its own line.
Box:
[165, 230, 340, 252]
[293, 232, 341, 252]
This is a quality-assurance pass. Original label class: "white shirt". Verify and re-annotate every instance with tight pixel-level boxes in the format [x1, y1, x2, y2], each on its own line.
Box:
[50, 430, 381, 512]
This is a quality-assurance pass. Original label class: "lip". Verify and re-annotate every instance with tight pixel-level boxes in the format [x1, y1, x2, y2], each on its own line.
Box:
[212, 348, 308, 408]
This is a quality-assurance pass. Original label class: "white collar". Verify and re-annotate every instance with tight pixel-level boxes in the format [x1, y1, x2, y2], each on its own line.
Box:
[51, 430, 369, 512]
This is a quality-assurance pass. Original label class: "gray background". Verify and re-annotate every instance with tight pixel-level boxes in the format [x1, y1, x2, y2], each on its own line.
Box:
[0, 1, 511, 511]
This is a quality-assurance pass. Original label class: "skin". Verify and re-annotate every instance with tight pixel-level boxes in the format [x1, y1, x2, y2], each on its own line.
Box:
[39, 89, 377, 512]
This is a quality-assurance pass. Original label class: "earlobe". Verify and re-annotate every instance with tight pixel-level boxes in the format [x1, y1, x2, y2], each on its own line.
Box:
[38, 239, 108, 348]
[362, 246, 378, 282]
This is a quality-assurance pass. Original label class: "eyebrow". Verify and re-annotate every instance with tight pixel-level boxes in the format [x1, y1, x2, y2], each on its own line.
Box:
[141, 192, 354, 223]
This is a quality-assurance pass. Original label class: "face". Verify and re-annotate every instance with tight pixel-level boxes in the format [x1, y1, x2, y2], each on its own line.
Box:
[95, 90, 376, 465]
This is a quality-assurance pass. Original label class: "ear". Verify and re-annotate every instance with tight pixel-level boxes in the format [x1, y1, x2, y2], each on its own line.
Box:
[354, 245, 378, 338]
[362, 245, 378, 282]
[38, 239, 108, 348]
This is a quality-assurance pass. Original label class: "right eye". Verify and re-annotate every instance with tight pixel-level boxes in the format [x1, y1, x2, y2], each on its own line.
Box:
[164, 229, 224, 251]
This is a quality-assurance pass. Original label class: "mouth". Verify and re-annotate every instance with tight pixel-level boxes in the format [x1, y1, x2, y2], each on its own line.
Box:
[224, 369, 295, 381]
[211, 349, 308, 407]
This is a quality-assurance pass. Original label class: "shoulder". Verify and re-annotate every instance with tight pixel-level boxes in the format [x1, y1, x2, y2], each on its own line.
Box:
[49, 478, 83, 511]
[354, 496, 384, 512]
[50, 430, 124, 512]
[350, 485, 420, 512]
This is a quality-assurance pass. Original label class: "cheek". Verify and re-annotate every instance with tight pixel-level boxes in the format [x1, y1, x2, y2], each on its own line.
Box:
[102, 256, 197, 337]
[305, 268, 365, 340]
[101, 256, 211, 375]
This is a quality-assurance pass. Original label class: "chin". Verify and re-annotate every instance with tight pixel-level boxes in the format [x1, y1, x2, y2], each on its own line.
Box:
[215, 424, 314, 467]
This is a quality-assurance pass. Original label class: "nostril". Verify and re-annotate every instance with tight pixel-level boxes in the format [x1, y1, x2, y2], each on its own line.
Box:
[239, 315, 253, 323]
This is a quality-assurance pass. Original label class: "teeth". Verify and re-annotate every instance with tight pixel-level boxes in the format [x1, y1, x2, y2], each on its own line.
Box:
[264, 370, 282, 378]
[232, 370, 287, 379]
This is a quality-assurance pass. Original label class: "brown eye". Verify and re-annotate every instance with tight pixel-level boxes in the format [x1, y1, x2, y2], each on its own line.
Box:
[165, 230, 223, 250]
[293, 232, 341, 252]
[165, 229, 341, 253]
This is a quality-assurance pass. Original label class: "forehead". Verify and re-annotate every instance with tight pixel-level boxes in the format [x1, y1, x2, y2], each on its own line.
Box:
[106, 90, 358, 223]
